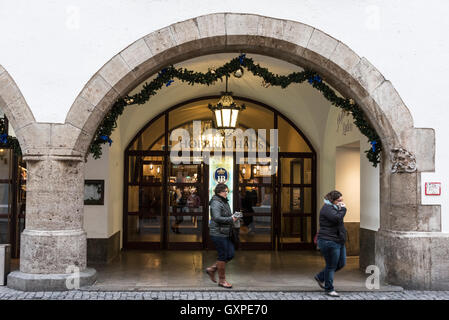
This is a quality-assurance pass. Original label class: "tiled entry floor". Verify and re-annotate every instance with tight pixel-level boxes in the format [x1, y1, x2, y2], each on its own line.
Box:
[86, 250, 402, 292]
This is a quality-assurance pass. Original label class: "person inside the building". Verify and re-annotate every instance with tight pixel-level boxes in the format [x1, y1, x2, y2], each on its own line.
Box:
[205, 183, 239, 288]
[314, 190, 347, 297]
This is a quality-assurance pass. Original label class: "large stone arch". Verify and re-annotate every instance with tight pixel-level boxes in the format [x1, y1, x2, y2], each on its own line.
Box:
[9, 13, 445, 290]
[0, 65, 35, 150]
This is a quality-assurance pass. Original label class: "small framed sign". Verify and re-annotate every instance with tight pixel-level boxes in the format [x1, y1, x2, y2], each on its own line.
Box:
[84, 180, 105, 205]
[425, 182, 441, 196]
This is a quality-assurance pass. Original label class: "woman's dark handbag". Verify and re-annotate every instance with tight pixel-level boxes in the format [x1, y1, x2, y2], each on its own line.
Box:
[229, 227, 240, 248]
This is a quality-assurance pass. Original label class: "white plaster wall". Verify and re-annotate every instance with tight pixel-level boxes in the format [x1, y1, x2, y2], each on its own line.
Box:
[321, 106, 380, 231]
[1, 0, 445, 230]
[336, 145, 361, 223]
[360, 142, 380, 231]
[84, 145, 109, 238]
[84, 118, 124, 243]
[108, 117, 124, 247]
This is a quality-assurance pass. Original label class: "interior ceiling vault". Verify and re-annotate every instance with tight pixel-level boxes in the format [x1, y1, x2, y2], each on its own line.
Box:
[124, 53, 341, 149]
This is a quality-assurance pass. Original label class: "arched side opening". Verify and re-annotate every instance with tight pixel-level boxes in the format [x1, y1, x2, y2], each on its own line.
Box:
[0, 66, 35, 258]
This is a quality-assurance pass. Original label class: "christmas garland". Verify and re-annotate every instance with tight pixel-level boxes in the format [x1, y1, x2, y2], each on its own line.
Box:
[90, 54, 382, 166]
[0, 118, 22, 157]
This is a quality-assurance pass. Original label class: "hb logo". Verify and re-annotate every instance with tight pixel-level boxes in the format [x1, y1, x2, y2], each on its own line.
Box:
[214, 167, 228, 184]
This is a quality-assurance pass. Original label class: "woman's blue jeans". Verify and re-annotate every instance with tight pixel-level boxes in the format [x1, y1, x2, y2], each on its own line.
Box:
[210, 235, 235, 262]
[315, 238, 346, 292]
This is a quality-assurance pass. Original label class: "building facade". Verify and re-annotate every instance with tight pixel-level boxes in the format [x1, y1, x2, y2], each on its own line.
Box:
[0, 1, 448, 290]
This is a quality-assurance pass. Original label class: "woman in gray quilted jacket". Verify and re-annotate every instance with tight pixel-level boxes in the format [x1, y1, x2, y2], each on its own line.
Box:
[205, 183, 238, 288]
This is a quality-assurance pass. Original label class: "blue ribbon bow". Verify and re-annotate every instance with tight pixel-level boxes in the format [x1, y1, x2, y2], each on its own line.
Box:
[308, 75, 322, 84]
[157, 68, 168, 79]
[370, 141, 377, 152]
[0, 134, 7, 144]
[166, 80, 174, 87]
[100, 135, 113, 146]
[239, 53, 246, 65]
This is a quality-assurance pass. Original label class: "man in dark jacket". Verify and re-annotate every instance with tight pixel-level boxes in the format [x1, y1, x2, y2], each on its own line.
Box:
[314, 190, 347, 297]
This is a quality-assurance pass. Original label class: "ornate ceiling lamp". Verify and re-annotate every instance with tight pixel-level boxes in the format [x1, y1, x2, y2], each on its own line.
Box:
[208, 75, 245, 135]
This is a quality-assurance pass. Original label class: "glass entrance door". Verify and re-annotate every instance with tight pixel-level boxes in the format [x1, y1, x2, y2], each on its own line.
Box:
[125, 153, 207, 249]
[126, 155, 164, 248]
[167, 162, 206, 249]
[235, 157, 274, 249]
[277, 154, 316, 249]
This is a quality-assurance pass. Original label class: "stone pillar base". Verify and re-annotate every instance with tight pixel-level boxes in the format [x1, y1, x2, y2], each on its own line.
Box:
[20, 229, 87, 274]
[7, 268, 97, 291]
[376, 229, 449, 290]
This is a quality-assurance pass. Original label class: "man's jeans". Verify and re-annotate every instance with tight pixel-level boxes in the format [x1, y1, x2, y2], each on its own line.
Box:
[315, 238, 346, 292]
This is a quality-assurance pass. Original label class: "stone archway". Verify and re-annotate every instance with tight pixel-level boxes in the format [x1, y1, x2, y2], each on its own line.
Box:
[0, 65, 35, 150]
[8, 13, 446, 290]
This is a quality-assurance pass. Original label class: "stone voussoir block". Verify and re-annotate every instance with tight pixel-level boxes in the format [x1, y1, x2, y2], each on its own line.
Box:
[257, 16, 285, 39]
[143, 26, 177, 57]
[225, 13, 261, 47]
[371, 80, 414, 133]
[170, 18, 201, 45]
[120, 38, 154, 72]
[305, 29, 339, 61]
[196, 13, 226, 39]
[282, 20, 314, 50]
[95, 85, 120, 115]
[327, 42, 361, 76]
[0, 71, 23, 106]
[225, 13, 260, 36]
[99, 54, 133, 89]
[79, 74, 115, 109]
[194, 14, 227, 52]
[2, 95, 35, 132]
[350, 57, 385, 95]
[79, 106, 107, 138]
[73, 127, 94, 156]
[66, 96, 96, 131]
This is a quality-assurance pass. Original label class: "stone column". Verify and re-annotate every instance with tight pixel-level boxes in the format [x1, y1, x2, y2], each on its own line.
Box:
[7, 156, 96, 291]
[375, 148, 449, 290]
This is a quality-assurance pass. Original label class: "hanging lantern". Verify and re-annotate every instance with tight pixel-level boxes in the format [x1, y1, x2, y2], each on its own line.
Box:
[208, 76, 245, 135]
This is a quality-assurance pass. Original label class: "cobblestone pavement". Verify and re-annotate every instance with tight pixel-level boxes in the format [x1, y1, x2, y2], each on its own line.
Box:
[1, 286, 449, 300]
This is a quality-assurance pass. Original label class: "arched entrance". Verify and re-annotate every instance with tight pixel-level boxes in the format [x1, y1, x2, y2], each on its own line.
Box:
[8, 13, 444, 290]
[0, 66, 35, 259]
[124, 96, 317, 251]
